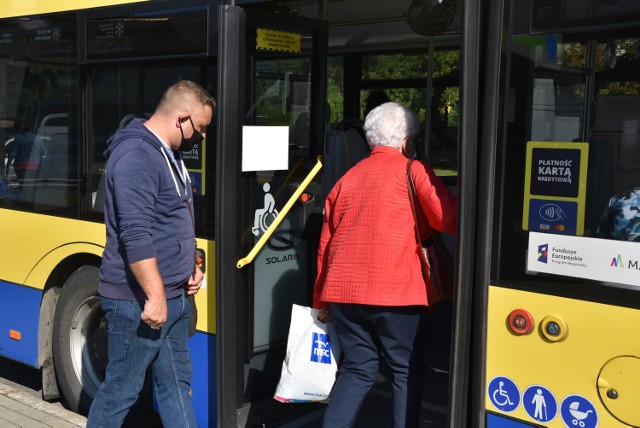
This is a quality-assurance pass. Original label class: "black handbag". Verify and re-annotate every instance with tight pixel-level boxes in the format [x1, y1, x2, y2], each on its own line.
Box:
[406, 160, 454, 305]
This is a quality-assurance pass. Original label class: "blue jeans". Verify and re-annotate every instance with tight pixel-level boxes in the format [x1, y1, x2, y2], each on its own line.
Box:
[323, 303, 428, 428]
[87, 294, 196, 428]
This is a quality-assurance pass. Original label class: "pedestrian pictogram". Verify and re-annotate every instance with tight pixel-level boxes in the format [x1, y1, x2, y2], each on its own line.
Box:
[523, 385, 557, 423]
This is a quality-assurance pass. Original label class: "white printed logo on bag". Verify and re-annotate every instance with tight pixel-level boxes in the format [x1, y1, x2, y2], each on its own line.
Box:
[310, 332, 332, 364]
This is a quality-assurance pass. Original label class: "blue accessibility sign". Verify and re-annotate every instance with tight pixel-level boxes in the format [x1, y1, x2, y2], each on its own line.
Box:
[523, 385, 557, 423]
[560, 395, 598, 428]
[488, 376, 520, 412]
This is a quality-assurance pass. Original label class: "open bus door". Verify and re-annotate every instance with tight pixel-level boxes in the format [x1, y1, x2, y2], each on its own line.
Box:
[216, 5, 328, 427]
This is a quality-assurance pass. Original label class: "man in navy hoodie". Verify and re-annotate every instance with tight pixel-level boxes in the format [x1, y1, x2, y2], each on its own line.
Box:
[87, 80, 215, 428]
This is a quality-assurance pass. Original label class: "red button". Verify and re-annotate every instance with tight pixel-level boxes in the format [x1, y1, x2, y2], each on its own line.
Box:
[507, 309, 534, 335]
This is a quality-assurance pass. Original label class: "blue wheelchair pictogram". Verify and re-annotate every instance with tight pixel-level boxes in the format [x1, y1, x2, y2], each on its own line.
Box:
[560, 395, 598, 428]
[523, 385, 557, 423]
[488, 376, 520, 412]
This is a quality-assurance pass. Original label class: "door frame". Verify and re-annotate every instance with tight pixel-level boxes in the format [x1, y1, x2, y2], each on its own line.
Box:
[215, 5, 328, 426]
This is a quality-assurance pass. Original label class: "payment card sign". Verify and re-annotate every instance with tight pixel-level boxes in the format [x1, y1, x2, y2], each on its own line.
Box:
[522, 141, 589, 235]
[311, 332, 332, 364]
[528, 199, 577, 235]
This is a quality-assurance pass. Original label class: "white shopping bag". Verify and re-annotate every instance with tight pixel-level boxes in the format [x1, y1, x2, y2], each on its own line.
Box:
[274, 304, 341, 403]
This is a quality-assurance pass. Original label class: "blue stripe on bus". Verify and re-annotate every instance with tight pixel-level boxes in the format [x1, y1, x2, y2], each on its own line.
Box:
[189, 331, 217, 428]
[487, 413, 537, 428]
[0, 280, 40, 368]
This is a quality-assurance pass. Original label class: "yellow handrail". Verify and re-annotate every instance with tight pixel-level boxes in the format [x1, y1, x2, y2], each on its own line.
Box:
[237, 157, 323, 268]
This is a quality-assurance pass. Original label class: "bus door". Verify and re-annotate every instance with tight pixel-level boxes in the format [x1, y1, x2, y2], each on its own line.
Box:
[216, 5, 328, 427]
[479, 2, 640, 427]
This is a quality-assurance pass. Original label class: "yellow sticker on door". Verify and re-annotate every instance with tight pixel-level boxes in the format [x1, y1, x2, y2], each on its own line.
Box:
[256, 28, 301, 53]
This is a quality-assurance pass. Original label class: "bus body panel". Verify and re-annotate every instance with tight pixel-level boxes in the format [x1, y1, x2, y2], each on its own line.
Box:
[0, 0, 152, 19]
[25, 242, 104, 289]
[0, 209, 215, 334]
[486, 286, 639, 427]
[0, 210, 104, 287]
[0, 280, 40, 367]
[487, 413, 536, 427]
[188, 331, 216, 428]
[194, 238, 216, 335]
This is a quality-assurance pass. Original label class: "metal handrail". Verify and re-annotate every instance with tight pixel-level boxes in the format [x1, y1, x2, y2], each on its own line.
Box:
[237, 156, 323, 268]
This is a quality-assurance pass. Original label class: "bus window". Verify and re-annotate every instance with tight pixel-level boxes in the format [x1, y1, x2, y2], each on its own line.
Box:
[85, 6, 207, 60]
[88, 67, 138, 214]
[327, 56, 344, 126]
[499, 28, 640, 280]
[330, 49, 459, 175]
[248, 52, 315, 350]
[0, 14, 78, 214]
[530, 74, 585, 143]
[593, 38, 640, 198]
[88, 65, 215, 238]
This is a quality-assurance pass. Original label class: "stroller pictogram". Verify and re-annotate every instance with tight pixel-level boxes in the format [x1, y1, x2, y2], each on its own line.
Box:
[569, 401, 593, 427]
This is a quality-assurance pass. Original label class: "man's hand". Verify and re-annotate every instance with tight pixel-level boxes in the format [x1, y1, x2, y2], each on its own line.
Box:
[141, 297, 167, 329]
[186, 264, 204, 296]
[129, 257, 167, 329]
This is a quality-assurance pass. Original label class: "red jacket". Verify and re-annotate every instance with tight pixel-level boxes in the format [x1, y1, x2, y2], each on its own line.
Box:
[313, 146, 458, 309]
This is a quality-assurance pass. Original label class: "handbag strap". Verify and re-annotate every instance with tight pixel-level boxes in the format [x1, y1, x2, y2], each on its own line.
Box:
[406, 159, 435, 244]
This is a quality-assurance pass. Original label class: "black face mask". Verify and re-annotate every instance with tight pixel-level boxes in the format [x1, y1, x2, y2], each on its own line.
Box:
[178, 117, 204, 152]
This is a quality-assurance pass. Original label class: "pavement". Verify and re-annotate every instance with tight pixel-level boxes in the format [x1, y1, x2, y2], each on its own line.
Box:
[0, 381, 86, 428]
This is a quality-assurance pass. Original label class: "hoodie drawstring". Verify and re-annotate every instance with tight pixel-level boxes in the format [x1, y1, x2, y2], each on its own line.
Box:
[160, 148, 182, 197]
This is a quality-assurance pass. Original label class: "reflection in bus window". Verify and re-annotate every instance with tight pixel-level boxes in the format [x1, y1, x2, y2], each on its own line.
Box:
[593, 186, 640, 242]
[0, 14, 78, 215]
[88, 67, 212, 233]
[531, 75, 584, 143]
[591, 37, 640, 230]
[500, 29, 640, 283]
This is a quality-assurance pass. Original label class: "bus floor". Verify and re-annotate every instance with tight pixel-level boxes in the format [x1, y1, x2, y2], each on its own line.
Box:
[282, 303, 452, 428]
[275, 363, 449, 428]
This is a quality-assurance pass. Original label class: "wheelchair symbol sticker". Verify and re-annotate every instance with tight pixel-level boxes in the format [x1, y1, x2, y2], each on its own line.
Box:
[523, 385, 557, 423]
[560, 395, 597, 428]
[253, 183, 279, 236]
[488, 376, 520, 412]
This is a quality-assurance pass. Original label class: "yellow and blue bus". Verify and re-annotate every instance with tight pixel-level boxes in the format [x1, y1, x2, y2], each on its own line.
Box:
[0, 1, 331, 426]
[1, 0, 640, 427]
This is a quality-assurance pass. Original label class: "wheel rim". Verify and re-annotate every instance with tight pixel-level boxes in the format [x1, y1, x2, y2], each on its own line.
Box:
[68, 295, 105, 398]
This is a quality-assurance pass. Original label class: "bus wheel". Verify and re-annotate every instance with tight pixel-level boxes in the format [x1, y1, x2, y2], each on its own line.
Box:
[52, 265, 105, 414]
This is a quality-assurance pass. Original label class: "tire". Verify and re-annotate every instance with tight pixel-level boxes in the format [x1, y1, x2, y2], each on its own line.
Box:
[52, 265, 162, 426]
[52, 265, 106, 414]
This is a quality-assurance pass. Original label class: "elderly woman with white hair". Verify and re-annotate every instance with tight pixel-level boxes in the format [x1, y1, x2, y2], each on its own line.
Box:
[314, 102, 458, 427]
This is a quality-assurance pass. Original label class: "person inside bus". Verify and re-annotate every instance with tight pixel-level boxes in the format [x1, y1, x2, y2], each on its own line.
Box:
[5, 121, 46, 182]
[337, 89, 390, 167]
[314, 102, 458, 427]
[593, 186, 640, 241]
[87, 80, 215, 428]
